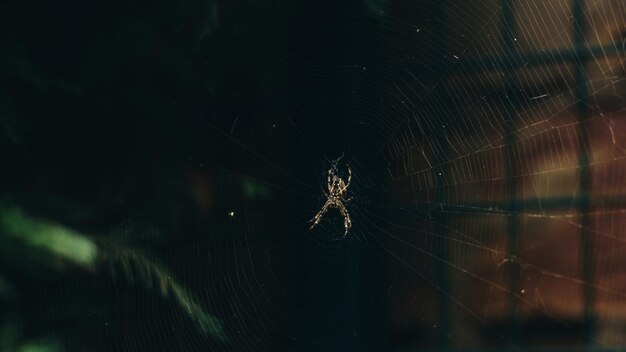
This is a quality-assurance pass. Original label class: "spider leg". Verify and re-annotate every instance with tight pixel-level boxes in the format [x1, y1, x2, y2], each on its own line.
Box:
[327, 168, 332, 189]
[310, 199, 332, 230]
[339, 165, 352, 194]
[336, 201, 352, 236]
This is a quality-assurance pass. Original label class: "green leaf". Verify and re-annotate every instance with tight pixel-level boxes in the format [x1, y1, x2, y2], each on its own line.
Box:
[0, 207, 98, 269]
[102, 242, 228, 343]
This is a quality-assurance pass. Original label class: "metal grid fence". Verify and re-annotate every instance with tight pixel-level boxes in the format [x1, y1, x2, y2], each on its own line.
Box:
[427, 0, 625, 350]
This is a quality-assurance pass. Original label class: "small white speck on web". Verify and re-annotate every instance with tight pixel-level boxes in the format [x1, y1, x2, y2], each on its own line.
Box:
[453, 54, 459, 59]
[228, 211, 235, 217]
[416, 27, 420, 32]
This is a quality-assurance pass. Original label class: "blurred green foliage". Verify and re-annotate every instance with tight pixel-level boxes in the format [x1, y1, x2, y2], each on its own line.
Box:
[0, 207, 98, 269]
[0, 206, 226, 350]
[0, 0, 228, 349]
[102, 241, 228, 343]
[16, 341, 62, 352]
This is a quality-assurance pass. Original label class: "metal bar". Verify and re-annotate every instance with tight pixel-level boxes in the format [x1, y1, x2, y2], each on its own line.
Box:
[386, 193, 624, 215]
[572, 0, 595, 345]
[407, 43, 626, 77]
[433, 0, 451, 349]
[500, 0, 521, 348]
[413, 347, 625, 352]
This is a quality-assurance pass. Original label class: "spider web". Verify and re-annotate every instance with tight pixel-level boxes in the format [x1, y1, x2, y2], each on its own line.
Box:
[7, 0, 626, 351]
[159, 0, 626, 350]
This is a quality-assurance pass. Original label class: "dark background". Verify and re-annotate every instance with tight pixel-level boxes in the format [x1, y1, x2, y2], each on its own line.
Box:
[2, 0, 626, 351]
[1, 0, 392, 350]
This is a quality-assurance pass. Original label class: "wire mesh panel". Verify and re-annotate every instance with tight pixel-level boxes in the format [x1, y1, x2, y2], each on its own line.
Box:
[387, 0, 626, 350]
[422, 0, 623, 350]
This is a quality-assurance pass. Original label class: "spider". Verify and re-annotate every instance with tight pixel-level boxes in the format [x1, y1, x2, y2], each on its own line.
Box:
[310, 164, 352, 236]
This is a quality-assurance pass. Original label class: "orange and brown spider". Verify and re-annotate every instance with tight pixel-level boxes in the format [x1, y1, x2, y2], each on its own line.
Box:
[310, 164, 352, 236]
